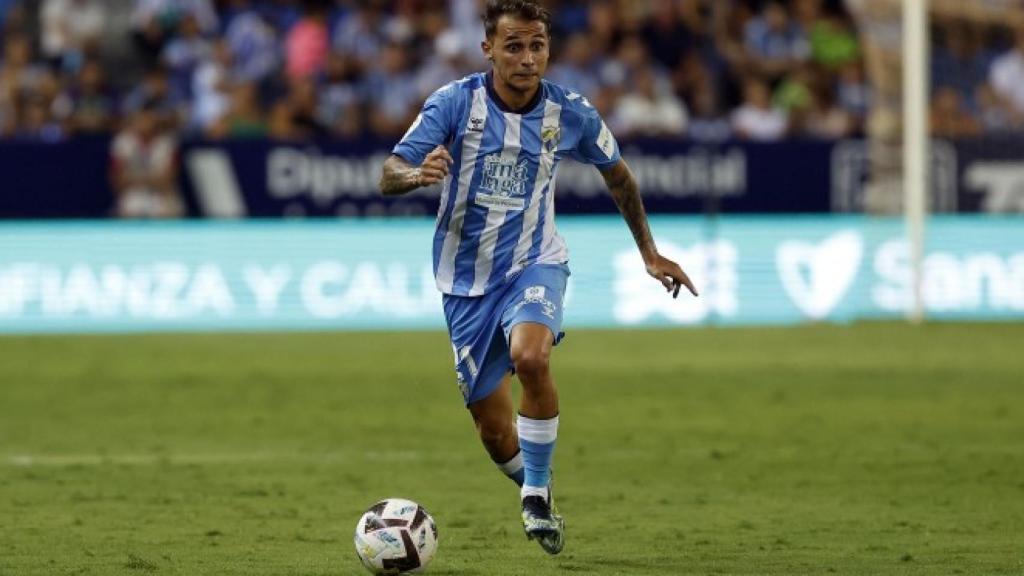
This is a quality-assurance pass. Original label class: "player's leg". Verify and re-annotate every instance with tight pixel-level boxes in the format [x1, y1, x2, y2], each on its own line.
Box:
[500, 264, 570, 555]
[509, 321, 558, 495]
[509, 322, 564, 554]
[443, 292, 525, 487]
[468, 373, 525, 487]
[511, 323, 558, 419]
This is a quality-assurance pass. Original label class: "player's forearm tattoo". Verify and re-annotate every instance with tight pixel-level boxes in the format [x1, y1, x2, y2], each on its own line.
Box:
[602, 161, 657, 261]
[379, 155, 422, 197]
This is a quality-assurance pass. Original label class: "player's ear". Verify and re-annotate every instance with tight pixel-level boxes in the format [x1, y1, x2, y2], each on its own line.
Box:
[481, 40, 493, 62]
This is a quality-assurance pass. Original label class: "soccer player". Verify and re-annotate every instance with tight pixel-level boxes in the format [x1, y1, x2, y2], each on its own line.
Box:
[379, 0, 697, 555]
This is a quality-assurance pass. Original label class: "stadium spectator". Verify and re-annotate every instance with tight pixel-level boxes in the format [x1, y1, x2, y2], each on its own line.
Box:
[190, 38, 233, 133]
[383, 0, 418, 47]
[268, 75, 327, 140]
[161, 14, 214, 99]
[732, 78, 788, 141]
[121, 64, 188, 131]
[611, 64, 688, 138]
[258, 0, 302, 37]
[362, 42, 419, 138]
[285, 0, 329, 79]
[414, 25, 466, 101]
[317, 50, 362, 137]
[0, 33, 47, 98]
[601, 34, 654, 87]
[208, 80, 267, 138]
[836, 60, 870, 129]
[39, 0, 106, 73]
[804, 84, 854, 138]
[930, 85, 982, 137]
[0, 0, 1022, 145]
[597, 34, 662, 119]
[222, 0, 279, 85]
[773, 64, 815, 117]
[933, 23, 992, 106]
[989, 25, 1024, 115]
[109, 100, 183, 218]
[545, 31, 599, 99]
[800, 2, 860, 70]
[0, 0, 17, 28]
[671, 51, 717, 115]
[975, 83, 1021, 132]
[15, 94, 64, 141]
[51, 59, 117, 135]
[549, 0, 587, 35]
[793, 0, 825, 33]
[331, 0, 388, 69]
[687, 84, 733, 143]
[585, 0, 616, 49]
[410, 8, 453, 66]
[744, 1, 810, 79]
[642, 0, 698, 71]
[447, 0, 487, 69]
[131, 0, 218, 65]
[315, 48, 364, 135]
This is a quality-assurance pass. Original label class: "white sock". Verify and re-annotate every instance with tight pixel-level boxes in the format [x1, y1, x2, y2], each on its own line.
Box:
[521, 485, 549, 501]
[496, 450, 524, 486]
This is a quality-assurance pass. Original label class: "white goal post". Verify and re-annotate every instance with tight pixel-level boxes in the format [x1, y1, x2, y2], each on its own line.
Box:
[903, 0, 928, 323]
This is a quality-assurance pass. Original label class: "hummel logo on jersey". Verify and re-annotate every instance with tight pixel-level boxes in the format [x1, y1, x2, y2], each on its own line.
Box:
[468, 116, 485, 132]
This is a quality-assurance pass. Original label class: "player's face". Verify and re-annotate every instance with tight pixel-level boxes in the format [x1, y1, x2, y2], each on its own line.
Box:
[484, 16, 549, 96]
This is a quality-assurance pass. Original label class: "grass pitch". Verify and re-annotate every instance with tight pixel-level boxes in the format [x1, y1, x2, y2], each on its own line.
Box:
[1, 323, 1023, 575]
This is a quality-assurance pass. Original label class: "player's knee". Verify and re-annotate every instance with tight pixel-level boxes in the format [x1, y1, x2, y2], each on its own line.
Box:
[511, 347, 550, 382]
[475, 415, 513, 447]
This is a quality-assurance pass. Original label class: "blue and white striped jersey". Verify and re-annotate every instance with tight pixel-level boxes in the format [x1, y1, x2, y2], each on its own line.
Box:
[393, 72, 621, 296]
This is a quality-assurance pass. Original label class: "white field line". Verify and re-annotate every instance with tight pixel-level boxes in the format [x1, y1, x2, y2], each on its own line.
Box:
[1, 450, 454, 467]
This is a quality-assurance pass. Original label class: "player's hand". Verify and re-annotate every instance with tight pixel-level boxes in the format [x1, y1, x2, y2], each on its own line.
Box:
[645, 253, 698, 298]
[416, 145, 453, 187]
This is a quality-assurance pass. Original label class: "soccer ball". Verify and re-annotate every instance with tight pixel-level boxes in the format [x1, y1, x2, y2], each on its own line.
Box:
[353, 498, 438, 575]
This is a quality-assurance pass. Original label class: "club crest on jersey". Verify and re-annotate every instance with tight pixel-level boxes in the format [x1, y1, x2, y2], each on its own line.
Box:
[541, 125, 560, 153]
[479, 154, 528, 197]
[468, 116, 485, 132]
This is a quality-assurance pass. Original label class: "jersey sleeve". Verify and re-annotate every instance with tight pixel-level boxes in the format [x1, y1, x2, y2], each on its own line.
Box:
[392, 84, 457, 166]
[569, 108, 621, 170]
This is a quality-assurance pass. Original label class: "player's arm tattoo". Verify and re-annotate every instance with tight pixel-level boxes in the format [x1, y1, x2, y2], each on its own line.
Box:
[601, 160, 658, 261]
[379, 154, 423, 197]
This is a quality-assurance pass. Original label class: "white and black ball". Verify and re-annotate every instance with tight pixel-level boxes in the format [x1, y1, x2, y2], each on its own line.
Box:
[353, 498, 438, 575]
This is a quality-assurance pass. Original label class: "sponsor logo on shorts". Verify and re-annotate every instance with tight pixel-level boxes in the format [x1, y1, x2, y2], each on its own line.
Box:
[521, 285, 557, 320]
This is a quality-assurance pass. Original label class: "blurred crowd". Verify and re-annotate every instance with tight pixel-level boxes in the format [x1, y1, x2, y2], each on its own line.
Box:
[1, 0, 1024, 147]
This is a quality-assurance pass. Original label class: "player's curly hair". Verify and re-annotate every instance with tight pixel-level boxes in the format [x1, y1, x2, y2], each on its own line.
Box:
[483, 0, 551, 39]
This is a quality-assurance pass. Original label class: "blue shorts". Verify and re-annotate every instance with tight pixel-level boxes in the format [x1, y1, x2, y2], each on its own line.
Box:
[443, 264, 570, 406]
